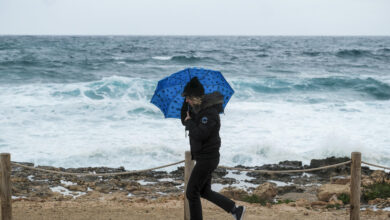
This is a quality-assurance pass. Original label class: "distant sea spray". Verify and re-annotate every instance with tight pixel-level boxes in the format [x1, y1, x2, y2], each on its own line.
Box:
[0, 36, 389, 169]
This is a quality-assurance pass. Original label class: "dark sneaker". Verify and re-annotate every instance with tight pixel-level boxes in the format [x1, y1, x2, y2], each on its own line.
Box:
[232, 205, 246, 220]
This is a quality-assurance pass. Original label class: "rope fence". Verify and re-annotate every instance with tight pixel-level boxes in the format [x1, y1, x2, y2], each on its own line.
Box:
[1, 152, 389, 220]
[11, 160, 352, 176]
[361, 161, 390, 170]
[219, 160, 351, 173]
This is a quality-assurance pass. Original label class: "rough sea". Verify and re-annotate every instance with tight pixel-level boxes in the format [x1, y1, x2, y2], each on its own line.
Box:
[0, 36, 389, 170]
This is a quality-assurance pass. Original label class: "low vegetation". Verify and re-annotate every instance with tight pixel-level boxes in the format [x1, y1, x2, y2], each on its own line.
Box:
[337, 193, 350, 204]
[242, 195, 267, 206]
[362, 182, 390, 201]
[326, 204, 341, 209]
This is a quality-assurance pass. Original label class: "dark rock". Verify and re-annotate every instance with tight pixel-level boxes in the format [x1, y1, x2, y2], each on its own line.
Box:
[309, 156, 349, 168]
[277, 185, 304, 194]
[170, 166, 184, 179]
[244, 178, 267, 185]
[67, 185, 87, 192]
[212, 167, 228, 178]
[212, 177, 236, 185]
[278, 160, 302, 169]
[154, 181, 180, 188]
[30, 185, 53, 199]
[308, 156, 350, 177]
[361, 166, 373, 176]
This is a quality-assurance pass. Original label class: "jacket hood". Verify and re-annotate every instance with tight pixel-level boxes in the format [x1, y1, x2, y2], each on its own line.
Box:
[182, 77, 205, 98]
[192, 92, 224, 114]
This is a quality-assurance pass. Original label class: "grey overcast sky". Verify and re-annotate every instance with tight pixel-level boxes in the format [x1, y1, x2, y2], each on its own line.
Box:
[0, 0, 389, 35]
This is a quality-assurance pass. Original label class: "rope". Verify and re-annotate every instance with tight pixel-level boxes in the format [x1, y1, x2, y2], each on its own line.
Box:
[11, 160, 352, 176]
[361, 161, 390, 170]
[218, 160, 351, 174]
[11, 160, 185, 177]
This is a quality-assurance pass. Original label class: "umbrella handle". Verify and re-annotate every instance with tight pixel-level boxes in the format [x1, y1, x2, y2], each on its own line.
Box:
[185, 104, 190, 138]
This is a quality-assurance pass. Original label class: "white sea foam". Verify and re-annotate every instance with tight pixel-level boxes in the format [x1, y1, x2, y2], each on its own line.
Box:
[61, 180, 77, 186]
[50, 186, 86, 198]
[0, 75, 389, 171]
[211, 170, 258, 192]
[138, 180, 157, 185]
[268, 180, 293, 187]
[12, 196, 27, 200]
[159, 178, 175, 182]
[152, 56, 172, 60]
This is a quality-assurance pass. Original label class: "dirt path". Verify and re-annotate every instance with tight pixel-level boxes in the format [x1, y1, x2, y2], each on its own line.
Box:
[10, 198, 389, 220]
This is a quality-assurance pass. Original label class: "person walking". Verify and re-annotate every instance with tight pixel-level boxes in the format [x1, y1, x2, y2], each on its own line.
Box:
[181, 77, 245, 220]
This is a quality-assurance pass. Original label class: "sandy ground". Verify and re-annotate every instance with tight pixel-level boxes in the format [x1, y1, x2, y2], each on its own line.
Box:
[9, 198, 390, 220]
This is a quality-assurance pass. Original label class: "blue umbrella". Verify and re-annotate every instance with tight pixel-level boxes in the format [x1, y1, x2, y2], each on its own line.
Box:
[151, 68, 235, 118]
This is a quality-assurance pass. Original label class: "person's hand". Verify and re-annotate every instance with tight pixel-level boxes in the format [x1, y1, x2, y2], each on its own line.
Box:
[185, 111, 191, 121]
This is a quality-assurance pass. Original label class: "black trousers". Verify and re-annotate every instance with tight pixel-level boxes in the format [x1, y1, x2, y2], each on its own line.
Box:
[186, 158, 235, 220]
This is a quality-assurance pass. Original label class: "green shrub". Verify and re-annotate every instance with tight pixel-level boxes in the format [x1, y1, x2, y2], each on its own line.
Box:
[276, 199, 294, 204]
[363, 182, 390, 201]
[337, 193, 350, 204]
[326, 204, 341, 209]
[242, 194, 267, 206]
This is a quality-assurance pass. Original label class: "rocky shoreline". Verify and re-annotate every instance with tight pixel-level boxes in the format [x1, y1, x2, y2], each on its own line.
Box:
[11, 156, 390, 212]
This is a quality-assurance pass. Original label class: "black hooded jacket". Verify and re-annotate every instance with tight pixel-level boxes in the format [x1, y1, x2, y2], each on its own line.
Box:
[181, 92, 224, 161]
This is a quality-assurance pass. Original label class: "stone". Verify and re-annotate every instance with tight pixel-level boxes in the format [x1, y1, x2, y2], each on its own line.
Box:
[126, 185, 140, 192]
[67, 185, 87, 192]
[31, 185, 54, 199]
[277, 185, 304, 194]
[311, 201, 327, 207]
[328, 194, 343, 206]
[253, 182, 277, 202]
[368, 198, 380, 205]
[317, 184, 350, 202]
[213, 177, 236, 185]
[11, 177, 29, 182]
[361, 175, 374, 187]
[370, 170, 387, 184]
[310, 157, 349, 167]
[309, 157, 350, 177]
[330, 176, 350, 185]
[212, 167, 228, 178]
[368, 198, 390, 208]
[95, 186, 110, 193]
[86, 182, 96, 187]
[295, 198, 310, 207]
[278, 160, 302, 169]
[220, 187, 249, 200]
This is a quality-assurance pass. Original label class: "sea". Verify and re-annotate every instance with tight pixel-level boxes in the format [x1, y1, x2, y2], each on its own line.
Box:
[0, 36, 389, 170]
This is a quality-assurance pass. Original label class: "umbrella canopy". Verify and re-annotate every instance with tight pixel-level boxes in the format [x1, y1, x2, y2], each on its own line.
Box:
[151, 68, 235, 118]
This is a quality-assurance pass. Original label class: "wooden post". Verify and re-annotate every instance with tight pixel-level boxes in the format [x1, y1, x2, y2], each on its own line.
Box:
[350, 152, 361, 220]
[0, 153, 12, 220]
[184, 151, 194, 220]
